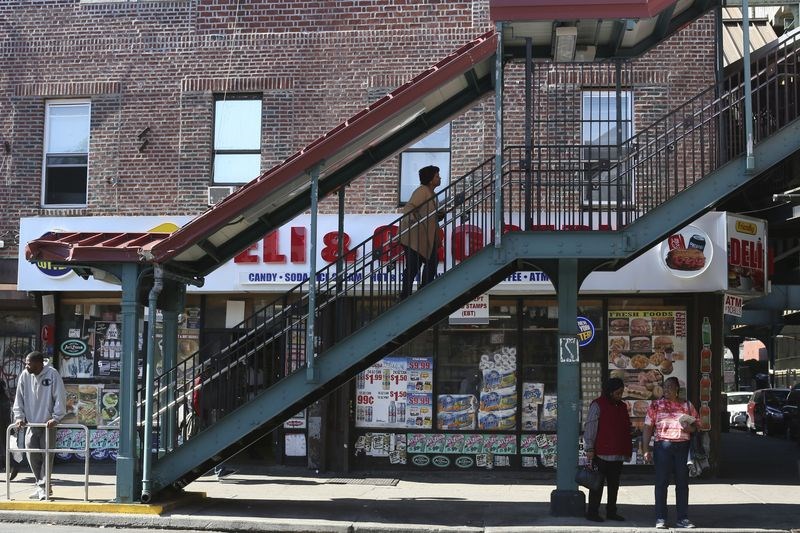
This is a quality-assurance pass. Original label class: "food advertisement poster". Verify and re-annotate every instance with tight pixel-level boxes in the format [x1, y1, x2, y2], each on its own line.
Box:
[355, 356, 433, 429]
[100, 389, 119, 426]
[726, 214, 767, 295]
[63, 383, 101, 426]
[608, 310, 687, 463]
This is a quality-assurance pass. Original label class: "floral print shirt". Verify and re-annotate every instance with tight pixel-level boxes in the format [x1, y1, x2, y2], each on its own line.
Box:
[644, 398, 698, 442]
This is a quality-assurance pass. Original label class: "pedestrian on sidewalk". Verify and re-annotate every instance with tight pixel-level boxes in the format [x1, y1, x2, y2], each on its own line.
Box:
[12, 351, 66, 500]
[399, 165, 442, 299]
[642, 376, 699, 529]
[582, 377, 631, 522]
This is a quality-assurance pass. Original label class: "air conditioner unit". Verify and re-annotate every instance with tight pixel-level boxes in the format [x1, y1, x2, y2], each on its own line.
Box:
[207, 186, 235, 206]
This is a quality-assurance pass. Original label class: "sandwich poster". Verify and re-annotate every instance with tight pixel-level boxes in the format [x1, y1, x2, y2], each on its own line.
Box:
[607, 310, 688, 405]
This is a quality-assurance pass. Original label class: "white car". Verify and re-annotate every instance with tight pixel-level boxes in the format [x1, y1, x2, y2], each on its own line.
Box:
[725, 391, 751, 429]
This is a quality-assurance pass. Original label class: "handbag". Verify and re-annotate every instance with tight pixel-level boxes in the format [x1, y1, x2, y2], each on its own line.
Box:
[575, 464, 603, 491]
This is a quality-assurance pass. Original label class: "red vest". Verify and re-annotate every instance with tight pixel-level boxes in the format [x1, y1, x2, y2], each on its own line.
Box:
[593, 395, 633, 457]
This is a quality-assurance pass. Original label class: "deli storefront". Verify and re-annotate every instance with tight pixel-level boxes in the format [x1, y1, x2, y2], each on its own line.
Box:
[17, 212, 767, 470]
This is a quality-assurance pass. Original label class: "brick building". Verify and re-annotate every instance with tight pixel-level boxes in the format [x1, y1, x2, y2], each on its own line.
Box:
[1, 1, 723, 471]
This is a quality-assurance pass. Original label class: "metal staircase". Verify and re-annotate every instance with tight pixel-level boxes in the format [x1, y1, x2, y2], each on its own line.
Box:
[144, 30, 800, 495]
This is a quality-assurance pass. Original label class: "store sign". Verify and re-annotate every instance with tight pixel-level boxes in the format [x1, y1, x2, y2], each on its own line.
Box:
[449, 294, 489, 325]
[726, 214, 768, 295]
[19, 212, 730, 294]
[59, 339, 88, 357]
[35, 260, 73, 279]
[577, 316, 595, 346]
[723, 293, 743, 317]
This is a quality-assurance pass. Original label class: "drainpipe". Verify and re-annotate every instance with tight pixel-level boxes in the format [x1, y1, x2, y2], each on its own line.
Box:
[140, 265, 163, 503]
[494, 22, 504, 247]
[307, 164, 321, 382]
[743, 0, 755, 171]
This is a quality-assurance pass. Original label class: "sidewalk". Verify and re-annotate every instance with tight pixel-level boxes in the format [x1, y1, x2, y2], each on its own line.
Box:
[0, 462, 798, 532]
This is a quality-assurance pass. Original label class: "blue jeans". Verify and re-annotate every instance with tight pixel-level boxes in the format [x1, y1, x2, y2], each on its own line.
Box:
[653, 440, 690, 521]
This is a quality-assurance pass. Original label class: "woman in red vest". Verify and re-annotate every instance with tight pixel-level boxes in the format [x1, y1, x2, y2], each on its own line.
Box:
[582, 377, 632, 522]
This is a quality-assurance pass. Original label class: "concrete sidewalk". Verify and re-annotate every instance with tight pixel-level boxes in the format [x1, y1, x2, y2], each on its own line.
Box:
[0, 462, 798, 532]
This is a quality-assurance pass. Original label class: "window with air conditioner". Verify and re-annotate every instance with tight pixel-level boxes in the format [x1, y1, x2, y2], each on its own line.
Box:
[581, 91, 634, 206]
[398, 123, 451, 205]
[42, 100, 91, 206]
[213, 95, 262, 184]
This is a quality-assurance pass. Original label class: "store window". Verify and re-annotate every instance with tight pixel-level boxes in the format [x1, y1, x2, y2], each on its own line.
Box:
[43, 100, 91, 206]
[353, 295, 608, 470]
[398, 123, 451, 204]
[581, 90, 634, 206]
[213, 95, 262, 184]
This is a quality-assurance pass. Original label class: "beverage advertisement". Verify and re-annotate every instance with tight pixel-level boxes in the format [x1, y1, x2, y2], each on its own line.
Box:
[93, 321, 123, 378]
[608, 309, 688, 463]
[355, 356, 433, 429]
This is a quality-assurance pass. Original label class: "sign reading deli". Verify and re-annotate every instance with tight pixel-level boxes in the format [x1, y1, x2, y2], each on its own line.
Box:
[726, 214, 768, 296]
[19, 212, 746, 294]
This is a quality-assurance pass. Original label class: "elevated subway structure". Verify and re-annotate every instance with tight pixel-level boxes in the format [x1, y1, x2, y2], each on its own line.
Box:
[23, 0, 800, 515]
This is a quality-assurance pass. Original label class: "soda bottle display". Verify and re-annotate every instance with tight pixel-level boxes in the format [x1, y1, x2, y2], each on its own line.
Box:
[700, 347, 712, 373]
[388, 400, 396, 423]
[700, 375, 711, 402]
[382, 369, 391, 390]
[702, 317, 711, 346]
[699, 403, 711, 431]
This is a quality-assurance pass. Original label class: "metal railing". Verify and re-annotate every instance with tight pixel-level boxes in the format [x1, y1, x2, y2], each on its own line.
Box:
[139, 30, 800, 463]
[5, 423, 90, 501]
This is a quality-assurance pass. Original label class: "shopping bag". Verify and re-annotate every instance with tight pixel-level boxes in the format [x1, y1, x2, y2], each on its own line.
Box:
[575, 465, 603, 491]
[9, 429, 24, 463]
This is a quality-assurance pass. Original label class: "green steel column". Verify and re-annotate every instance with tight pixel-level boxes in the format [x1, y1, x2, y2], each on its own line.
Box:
[550, 258, 584, 516]
[161, 284, 183, 452]
[116, 263, 141, 503]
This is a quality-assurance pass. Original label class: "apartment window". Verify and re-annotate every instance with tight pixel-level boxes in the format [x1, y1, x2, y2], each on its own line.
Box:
[213, 95, 262, 184]
[43, 101, 91, 206]
[581, 91, 633, 205]
[399, 123, 451, 204]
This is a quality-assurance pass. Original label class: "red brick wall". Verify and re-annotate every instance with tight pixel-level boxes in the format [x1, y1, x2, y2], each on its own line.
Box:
[0, 1, 715, 261]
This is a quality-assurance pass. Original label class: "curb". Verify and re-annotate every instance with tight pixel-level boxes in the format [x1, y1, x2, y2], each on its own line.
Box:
[0, 490, 205, 515]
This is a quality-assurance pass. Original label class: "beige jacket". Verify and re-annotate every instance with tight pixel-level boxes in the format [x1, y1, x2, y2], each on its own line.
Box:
[399, 185, 439, 259]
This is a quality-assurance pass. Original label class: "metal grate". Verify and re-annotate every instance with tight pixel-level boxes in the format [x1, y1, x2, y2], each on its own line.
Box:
[325, 477, 399, 486]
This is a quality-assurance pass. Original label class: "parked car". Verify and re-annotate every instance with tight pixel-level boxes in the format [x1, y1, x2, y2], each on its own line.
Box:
[724, 391, 752, 429]
[747, 388, 790, 436]
[781, 384, 800, 443]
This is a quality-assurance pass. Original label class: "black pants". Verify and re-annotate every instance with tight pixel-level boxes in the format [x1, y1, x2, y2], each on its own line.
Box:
[588, 457, 624, 516]
[400, 244, 439, 298]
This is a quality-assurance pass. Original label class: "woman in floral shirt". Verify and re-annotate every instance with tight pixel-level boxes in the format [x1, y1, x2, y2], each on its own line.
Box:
[642, 376, 698, 529]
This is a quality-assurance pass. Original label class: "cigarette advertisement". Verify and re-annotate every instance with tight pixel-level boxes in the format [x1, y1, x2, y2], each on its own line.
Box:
[355, 356, 433, 429]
